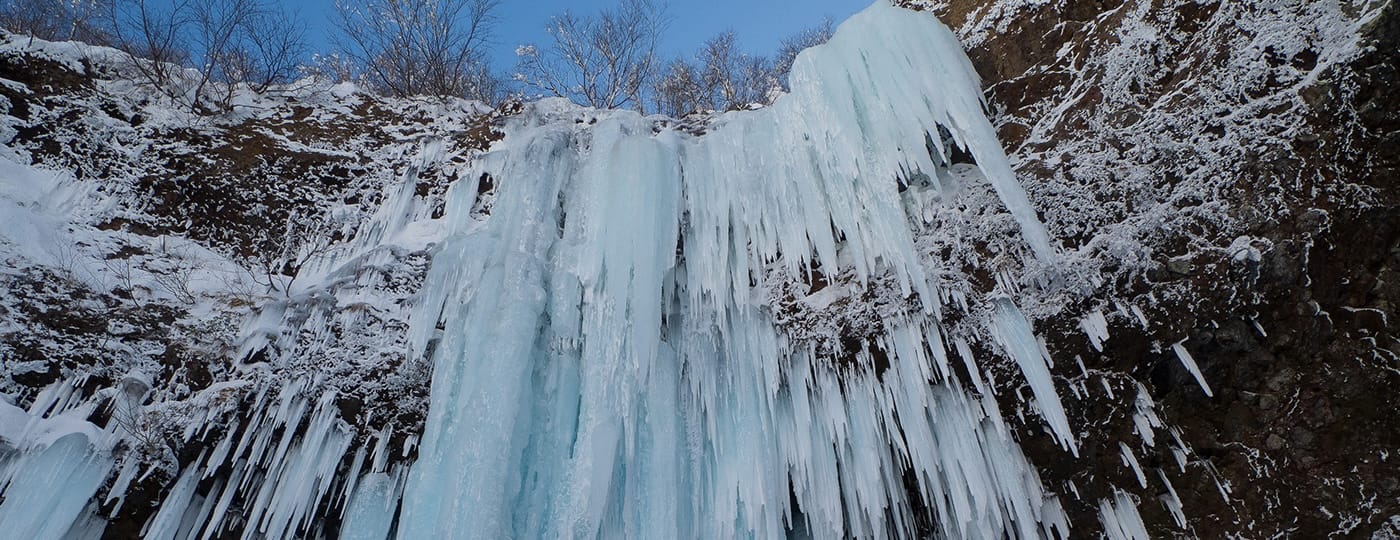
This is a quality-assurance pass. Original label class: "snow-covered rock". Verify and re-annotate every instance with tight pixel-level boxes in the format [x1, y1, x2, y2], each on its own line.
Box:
[0, 0, 1396, 537]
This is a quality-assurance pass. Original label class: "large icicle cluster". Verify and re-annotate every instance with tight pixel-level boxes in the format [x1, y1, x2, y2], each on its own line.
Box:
[396, 2, 1071, 538]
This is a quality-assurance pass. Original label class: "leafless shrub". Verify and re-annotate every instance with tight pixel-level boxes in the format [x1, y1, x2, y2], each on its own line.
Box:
[102, 255, 143, 305]
[301, 52, 358, 85]
[103, 0, 308, 112]
[653, 31, 776, 117]
[151, 243, 203, 304]
[108, 376, 173, 460]
[42, 237, 86, 281]
[251, 217, 339, 296]
[106, 0, 191, 96]
[514, 0, 666, 111]
[334, 0, 502, 101]
[214, 266, 262, 307]
[282, 222, 337, 293]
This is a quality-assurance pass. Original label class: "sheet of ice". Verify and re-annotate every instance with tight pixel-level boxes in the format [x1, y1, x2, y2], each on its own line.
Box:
[0, 1, 1077, 537]
[0, 432, 114, 540]
[394, 2, 1069, 538]
[342, 473, 401, 540]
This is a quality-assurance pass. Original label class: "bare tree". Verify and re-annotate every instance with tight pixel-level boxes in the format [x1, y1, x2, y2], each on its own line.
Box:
[249, 215, 339, 296]
[334, 0, 502, 101]
[1, 0, 64, 40]
[191, 0, 308, 107]
[652, 57, 704, 117]
[239, 8, 307, 92]
[0, 0, 110, 44]
[514, 0, 666, 111]
[698, 31, 775, 110]
[106, 0, 192, 93]
[774, 19, 833, 90]
[103, 0, 308, 112]
[652, 31, 780, 117]
[189, 0, 257, 108]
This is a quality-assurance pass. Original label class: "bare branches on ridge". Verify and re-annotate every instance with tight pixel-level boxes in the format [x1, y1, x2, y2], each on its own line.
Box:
[333, 0, 503, 102]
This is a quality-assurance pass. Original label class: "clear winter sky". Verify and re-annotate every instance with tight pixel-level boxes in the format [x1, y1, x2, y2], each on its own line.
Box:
[281, 0, 872, 76]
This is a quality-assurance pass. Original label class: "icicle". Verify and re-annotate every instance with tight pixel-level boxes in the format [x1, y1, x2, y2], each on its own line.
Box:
[990, 299, 1077, 455]
[1079, 309, 1109, 351]
[241, 390, 355, 540]
[1118, 442, 1147, 488]
[1132, 383, 1163, 447]
[1171, 340, 1214, 397]
[142, 453, 204, 540]
[1098, 489, 1150, 540]
[1168, 428, 1190, 472]
[340, 445, 369, 517]
[104, 456, 142, 516]
[1156, 470, 1188, 528]
[1131, 305, 1150, 328]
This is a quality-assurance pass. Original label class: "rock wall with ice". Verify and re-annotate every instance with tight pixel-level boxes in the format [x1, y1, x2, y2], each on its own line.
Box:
[3, 0, 1395, 537]
[906, 0, 1399, 535]
[0, 31, 498, 539]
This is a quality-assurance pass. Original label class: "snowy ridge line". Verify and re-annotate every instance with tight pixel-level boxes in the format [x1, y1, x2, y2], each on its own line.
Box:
[400, 2, 1076, 539]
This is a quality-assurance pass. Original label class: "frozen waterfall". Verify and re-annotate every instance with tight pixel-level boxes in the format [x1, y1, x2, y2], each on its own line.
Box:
[0, 1, 1095, 538]
[399, 2, 1066, 539]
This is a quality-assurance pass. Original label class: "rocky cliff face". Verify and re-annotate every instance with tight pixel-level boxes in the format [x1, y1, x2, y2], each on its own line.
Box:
[0, 0, 1396, 537]
[0, 37, 513, 536]
[907, 0, 1400, 536]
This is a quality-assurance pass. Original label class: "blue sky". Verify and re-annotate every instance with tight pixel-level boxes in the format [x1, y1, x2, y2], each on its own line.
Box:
[285, 0, 872, 74]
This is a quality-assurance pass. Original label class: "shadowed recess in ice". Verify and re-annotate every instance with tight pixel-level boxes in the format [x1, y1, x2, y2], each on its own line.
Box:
[397, 2, 1070, 539]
